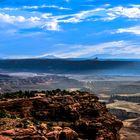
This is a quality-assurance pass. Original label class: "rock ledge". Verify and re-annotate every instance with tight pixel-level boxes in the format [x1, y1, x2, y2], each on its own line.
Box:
[0, 90, 123, 140]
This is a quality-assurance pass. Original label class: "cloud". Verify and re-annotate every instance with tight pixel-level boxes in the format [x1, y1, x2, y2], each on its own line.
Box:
[129, 4, 140, 8]
[2, 40, 140, 59]
[61, 5, 140, 23]
[61, 8, 105, 23]
[37, 41, 140, 58]
[42, 20, 61, 31]
[115, 26, 140, 35]
[1, 4, 140, 32]
[0, 13, 25, 23]
[55, 41, 126, 58]
[0, 12, 60, 31]
[0, 5, 71, 11]
[58, 5, 140, 24]
[22, 5, 71, 10]
[108, 6, 140, 19]
[0, 7, 105, 31]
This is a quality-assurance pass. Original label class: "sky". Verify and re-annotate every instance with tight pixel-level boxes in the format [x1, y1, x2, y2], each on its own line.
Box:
[0, 0, 140, 59]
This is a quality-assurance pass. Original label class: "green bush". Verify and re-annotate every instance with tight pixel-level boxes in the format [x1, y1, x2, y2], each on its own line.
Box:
[32, 118, 40, 125]
[0, 111, 7, 118]
[47, 122, 53, 130]
[0, 121, 6, 126]
[16, 123, 23, 128]
[22, 120, 30, 128]
[10, 114, 17, 119]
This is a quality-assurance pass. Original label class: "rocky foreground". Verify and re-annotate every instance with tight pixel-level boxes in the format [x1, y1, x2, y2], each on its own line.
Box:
[0, 90, 123, 140]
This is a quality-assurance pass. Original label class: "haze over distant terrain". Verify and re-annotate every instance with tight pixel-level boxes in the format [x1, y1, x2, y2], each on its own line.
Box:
[0, 59, 140, 76]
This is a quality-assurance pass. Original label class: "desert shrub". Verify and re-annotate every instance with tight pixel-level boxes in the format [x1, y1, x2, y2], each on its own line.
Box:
[10, 114, 17, 119]
[0, 111, 7, 118]
[62, 90, 70, 95]
[0, 121, 6, 126]
[22, 120, 30, 128]
[32, 118, 40, 125]
[45, 90, 52, 96]
[15, 121, 28, 128]
[47, 122, 53, 130]
[0, 90, 37, 99]
[16, 123, 23, 128]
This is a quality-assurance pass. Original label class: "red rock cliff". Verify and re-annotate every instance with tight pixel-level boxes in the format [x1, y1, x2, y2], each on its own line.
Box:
[0, 90, 123, 140]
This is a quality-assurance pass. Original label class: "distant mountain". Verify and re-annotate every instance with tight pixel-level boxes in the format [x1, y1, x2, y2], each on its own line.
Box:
[90, 54, 114, 60]
[90, 54, 140, 61]
[38, 55, 59, 59]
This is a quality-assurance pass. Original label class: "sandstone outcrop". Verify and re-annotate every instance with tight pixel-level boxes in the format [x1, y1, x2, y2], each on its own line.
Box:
[0, 90, 123, 140]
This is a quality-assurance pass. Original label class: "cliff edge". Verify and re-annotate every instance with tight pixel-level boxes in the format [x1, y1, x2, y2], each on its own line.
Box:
[0, 90, 123, 140]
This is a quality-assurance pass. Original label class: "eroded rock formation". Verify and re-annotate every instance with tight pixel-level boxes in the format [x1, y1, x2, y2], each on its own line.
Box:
[0, 90, 123, 140]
